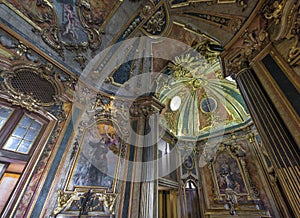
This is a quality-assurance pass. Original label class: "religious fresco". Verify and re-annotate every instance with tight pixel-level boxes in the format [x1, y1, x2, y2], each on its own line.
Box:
[214, 152, 247, 195]
[4, 0, 121, 66]
[54, 0, 88, 44]
[6, 0, 119, 30]
[68, 123, 120, 190]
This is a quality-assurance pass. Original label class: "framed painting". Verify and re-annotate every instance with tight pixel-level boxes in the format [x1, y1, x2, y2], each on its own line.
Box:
[67, 122, 121, 191]
[213, 152, 248, 195]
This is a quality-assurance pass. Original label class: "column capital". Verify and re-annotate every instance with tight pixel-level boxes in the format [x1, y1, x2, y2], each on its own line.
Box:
[226, 55, 251, 79]
[129, 96, 165, 118]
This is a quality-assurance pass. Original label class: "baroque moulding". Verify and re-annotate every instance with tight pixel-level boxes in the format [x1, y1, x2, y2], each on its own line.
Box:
[223, 25, 269, 77]
[52, 189, 117, 217]
[0, 33, 40, 62]
[240, 28, 269, 58]
[72, 90, 130, 157]
[181, 11, 243, 33]
[0, 63, 62, 109]
[129, 96, 165, 118]
[2, 0, 121, 68]
[142, 5, 167, 36]
[263, 0, 300, 66]
[171, 0, 248, 11]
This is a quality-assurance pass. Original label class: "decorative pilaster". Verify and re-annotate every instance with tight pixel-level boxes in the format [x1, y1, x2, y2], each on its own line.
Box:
[232, 61, 300, 217]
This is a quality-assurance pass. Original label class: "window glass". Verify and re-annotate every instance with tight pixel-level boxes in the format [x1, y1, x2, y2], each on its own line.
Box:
[3, 114, 42, 154]
[0, 106, 13, 130]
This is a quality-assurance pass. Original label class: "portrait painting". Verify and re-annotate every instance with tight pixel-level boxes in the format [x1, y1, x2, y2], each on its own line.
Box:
[214, 152, 247, 195]
[68, 123, 120, 190]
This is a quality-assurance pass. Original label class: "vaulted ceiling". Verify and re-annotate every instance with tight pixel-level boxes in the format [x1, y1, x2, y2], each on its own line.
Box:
[0, 0, 259, 72]
[0, 0, 257, 138]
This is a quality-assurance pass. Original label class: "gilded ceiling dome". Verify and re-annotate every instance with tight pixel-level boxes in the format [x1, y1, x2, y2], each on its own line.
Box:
[156, 46, 251, 139]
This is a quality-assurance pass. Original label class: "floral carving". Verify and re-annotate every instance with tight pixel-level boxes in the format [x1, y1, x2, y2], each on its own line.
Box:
[143, 8, 166, 35]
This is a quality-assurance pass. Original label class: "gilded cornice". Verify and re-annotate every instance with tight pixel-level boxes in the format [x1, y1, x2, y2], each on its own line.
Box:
[220, 1, 269, 78]
[264, 0, 300, 66]
[221, 0, 300, 77]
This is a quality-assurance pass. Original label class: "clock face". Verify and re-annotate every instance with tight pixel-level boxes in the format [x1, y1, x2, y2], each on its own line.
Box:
[170, 96, 181, 111]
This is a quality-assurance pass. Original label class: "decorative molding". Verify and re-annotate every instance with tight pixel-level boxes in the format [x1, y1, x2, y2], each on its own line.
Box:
[181, 11, 243, 33]
[222, 26, 269, 77]
[52, 189, 117, 216]
[2, 0, 123, 68]
[129, 96, 165, 118]
[265, 0, 300, 66]
[193, 40, 223, 63]
[240, 28, 269, 57]
[263, 0, 286, 25]
[142, 6, 167, 36]
[224, 188, 238, 215]
[0, 62, 63, 110]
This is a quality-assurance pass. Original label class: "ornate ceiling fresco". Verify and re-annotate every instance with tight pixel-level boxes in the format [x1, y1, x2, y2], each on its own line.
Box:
[0, 0, 259, 71]
[0, 0, 258, 137]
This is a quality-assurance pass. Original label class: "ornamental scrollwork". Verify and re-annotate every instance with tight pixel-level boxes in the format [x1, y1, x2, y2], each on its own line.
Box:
[129, 97, 164, 118]
[53, 190, 79, 216]
[52, 189, 118, 216]
[241, 28, 269, 57]
[193, 40, 223, 63]
[263, 0, 286, 24]
[225, 188, 238, 215]
[143, 8, 166, 35]
[5, 90, 41, 111]
[0, 63, 63, 109]
[3, 0, 122, 68]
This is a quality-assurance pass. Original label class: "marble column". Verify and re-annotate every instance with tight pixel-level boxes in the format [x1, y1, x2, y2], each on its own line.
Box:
[234, 64, 300, 217]
[121, 96, 164, 218]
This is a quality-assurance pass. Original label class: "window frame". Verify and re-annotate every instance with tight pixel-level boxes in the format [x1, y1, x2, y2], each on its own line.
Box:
[0, 162, 8, 179]
[0, 97, 57, 217]
[0, 101, 48, 162]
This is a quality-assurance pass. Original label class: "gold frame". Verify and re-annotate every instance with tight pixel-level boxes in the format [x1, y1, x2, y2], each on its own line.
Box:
[211, 148, 250, 201]
[1, 63, 62, 108]
[65, 118, 125, 194]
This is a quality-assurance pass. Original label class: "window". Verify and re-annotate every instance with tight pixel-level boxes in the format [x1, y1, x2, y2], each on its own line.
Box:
[0, 105, 13, 130]
[3, 115, 42, 154]
[0, 99, 52, 216]
[0, 101, 47, 160]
